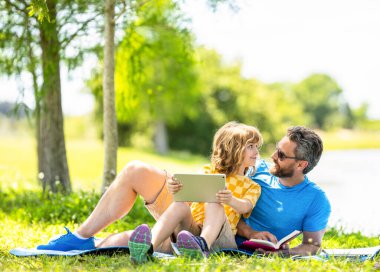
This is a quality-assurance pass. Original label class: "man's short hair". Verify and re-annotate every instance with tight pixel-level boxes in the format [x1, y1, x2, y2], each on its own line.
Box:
[287, 126, 323, 174]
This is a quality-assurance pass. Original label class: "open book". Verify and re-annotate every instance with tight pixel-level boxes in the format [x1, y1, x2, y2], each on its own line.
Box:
[240, 230, 302, 252]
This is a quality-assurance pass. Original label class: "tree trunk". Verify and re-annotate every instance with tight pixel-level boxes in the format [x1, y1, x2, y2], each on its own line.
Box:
[101, 0, 118, 192]
[39, 0, 71, 193]
[154, 120, 168, 155]
[24, 12, 45, 192]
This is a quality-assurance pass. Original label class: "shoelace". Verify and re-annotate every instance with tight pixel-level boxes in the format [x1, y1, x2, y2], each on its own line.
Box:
[48, 227, 71, 242]
[193, 236, 209, 252]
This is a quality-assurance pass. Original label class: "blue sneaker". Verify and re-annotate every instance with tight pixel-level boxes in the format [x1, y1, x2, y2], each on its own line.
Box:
[37, 227, 95, 251]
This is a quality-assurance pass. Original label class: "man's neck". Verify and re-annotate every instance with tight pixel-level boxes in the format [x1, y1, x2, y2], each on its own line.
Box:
[278, 174, 305, 187]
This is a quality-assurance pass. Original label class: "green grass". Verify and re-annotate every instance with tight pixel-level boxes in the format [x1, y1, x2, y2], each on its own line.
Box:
[321, 129, 380, 150]
[1, 189, 379, 272]
[0, 135, 208, 192]
[1, 129, 380, 271]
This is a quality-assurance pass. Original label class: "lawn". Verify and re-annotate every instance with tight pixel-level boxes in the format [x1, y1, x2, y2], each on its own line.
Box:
[1, 131, 380, 271]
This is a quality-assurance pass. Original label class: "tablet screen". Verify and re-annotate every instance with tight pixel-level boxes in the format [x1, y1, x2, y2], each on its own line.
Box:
[173, 173, 226, 202]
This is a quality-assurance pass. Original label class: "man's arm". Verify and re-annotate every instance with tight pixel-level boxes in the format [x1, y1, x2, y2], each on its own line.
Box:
[236, 219, 278, 243]
[237, 219, 326, 256]
[277, 230, 325, 257]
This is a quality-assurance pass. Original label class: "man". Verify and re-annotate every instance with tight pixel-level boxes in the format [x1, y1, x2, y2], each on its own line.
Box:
[37, 126, 330, 256]
[236, 126, 331, 256]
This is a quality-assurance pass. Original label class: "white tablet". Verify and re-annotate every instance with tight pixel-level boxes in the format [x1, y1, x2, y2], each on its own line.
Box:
[172, 173, 226, 202]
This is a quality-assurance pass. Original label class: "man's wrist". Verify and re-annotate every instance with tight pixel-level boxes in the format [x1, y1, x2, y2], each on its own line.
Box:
[277, 248, 291, 257]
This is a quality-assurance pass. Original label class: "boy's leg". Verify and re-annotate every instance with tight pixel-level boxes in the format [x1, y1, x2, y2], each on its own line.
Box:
[200, 203, 226, 249]
[128, 202, 198, 263]
[77, 161, 168, 238]
[210, 219, 237, 251]
[176, 203, 225, 258]
[151, 202, 200, 250]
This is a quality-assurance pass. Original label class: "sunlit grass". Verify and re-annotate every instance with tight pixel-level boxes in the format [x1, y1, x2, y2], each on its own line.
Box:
[0, 135, 207, 192]
[1, 125, 380, 271]
[321, 129, 380, 150]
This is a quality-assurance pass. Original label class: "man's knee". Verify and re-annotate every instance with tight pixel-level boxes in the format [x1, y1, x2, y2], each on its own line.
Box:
[119, 160, 152, 180]
[123, 160, 149, 173]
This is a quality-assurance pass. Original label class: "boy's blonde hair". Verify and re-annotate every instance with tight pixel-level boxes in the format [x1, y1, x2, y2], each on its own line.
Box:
[211, 121, 263, 176]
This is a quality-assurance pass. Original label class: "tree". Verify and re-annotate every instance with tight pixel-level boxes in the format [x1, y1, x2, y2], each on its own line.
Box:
[293, 74, 344, 129]
[102, 0, 117, 191]
[0, 0, 102, 193]
[87, 0, 200, 154]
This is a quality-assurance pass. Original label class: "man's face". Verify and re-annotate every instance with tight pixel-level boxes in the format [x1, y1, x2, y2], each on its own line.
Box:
[269, 136, 299, 178]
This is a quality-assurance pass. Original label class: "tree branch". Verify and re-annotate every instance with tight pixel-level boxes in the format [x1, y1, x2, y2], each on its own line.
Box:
[60, 16, 98, 49]
[114, 0, 152, 23]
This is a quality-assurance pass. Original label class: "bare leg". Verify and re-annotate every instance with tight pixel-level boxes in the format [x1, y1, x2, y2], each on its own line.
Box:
[151, 202, 196, 250]
[200, 203, 225, 248]
[96, 230, 133, 247]
[77, 160, 167, 238]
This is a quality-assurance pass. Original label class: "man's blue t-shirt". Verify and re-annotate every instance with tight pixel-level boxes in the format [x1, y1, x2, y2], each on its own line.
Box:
[239, 160, 331, 243]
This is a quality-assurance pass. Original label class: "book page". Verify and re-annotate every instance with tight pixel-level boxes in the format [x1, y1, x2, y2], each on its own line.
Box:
[276, 230, 302, 248]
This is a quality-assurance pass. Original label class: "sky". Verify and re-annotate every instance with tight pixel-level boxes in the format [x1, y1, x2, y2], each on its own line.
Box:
[1, 0, 380, 118]
[182, 0, 380, 119]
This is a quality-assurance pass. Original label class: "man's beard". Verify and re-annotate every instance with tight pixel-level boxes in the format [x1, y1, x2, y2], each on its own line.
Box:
[269, 162, 295, 178]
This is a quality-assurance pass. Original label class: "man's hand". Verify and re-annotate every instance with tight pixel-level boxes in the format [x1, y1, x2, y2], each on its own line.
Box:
[216, 189, 233, 204]
[256, 247, 290, 257]
[250, 231, 278, 244]
[167, 175, 182, 194]
[257, 230, 325, 257]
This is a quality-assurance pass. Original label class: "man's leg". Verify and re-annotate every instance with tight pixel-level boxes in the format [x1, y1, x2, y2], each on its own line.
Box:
[77, 160, 167, 238]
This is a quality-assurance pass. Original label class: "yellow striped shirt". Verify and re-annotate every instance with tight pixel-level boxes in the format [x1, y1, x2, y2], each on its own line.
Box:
[190, 165, 261, 234]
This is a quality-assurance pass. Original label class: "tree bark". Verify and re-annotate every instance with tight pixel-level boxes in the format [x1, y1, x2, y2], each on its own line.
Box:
[101, 0, 118, 192]
[154, 119, 168, 155]
[39, 0, 71, 193]
[24, 12, 44, 192]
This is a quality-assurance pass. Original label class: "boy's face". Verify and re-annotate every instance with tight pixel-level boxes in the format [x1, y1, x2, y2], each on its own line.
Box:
[242, 142, 259, 169]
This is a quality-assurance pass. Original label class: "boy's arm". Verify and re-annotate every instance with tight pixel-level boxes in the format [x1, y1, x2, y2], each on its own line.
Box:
[216, 190, 252, 214]
[229, 196, 253, 214]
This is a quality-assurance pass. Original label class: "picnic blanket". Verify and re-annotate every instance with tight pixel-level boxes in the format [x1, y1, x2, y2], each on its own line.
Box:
[10, 245, 380, 261]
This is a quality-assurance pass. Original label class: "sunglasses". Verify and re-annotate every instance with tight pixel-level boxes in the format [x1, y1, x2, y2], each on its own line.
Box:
[276, 148, 303, 161]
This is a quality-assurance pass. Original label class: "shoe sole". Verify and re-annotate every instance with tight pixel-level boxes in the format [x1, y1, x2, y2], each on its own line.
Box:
[177, 231, 204, 259]
[129, 224, 152, 264]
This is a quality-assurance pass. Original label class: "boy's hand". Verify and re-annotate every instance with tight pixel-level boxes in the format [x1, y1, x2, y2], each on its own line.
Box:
[216, 189, 232, 204]
[167, 175, 183, 194]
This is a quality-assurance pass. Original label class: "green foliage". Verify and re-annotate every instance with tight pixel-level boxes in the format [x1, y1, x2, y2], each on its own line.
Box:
[28, 0, 50, 22]
[114, 0, 199, 127]
[0, 188, 154, 230]
[167, 48, 308, 155]
[293, 74, 346, 129]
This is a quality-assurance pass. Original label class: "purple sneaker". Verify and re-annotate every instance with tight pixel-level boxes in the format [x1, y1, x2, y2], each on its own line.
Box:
[177, 230, 209, 258]
[129, 224, 153, 264]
